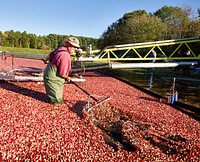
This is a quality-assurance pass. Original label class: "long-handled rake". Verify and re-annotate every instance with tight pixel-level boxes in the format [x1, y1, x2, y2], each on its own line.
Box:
[71, 80, 110, 120]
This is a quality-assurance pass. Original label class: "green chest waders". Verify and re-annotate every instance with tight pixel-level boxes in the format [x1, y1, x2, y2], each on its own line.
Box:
[43, 63, 65, 104]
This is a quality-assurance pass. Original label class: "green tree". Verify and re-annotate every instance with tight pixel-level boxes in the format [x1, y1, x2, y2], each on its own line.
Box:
[37, 36, 45, 49]
[98, 10, 165, 47]
[117, 14, 165, 43]
[13, 31, 22, 47]
[6, 30, 15, 47]
[187, 20, 200, 37]
[29, 34, 38, 49]
[47, 34, 58, 49]
[1, 32, 9, 46]
[21, 31, 30, 48]
[154, 5, 190, 39]
[0, 31, 3, 46]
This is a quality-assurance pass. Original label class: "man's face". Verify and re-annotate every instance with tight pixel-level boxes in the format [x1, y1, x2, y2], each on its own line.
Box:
[68, 46, 77, 54]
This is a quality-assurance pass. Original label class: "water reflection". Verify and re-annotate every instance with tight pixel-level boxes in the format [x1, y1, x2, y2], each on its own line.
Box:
[104, 69, 200, 108]
[7, 53, 46, 59]
[144, 74, 200, 108]
[146, 73, 153, 90]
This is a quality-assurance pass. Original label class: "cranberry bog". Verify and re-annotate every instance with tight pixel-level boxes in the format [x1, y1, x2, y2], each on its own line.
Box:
[0, 57, 199, 161]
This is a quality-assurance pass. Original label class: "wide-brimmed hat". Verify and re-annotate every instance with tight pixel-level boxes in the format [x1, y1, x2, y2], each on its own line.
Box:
[64, 37, 80, 48]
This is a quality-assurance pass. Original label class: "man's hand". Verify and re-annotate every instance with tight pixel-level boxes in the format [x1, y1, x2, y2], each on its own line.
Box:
[60, 74, 71, 83]
[66, 76, 71, 83]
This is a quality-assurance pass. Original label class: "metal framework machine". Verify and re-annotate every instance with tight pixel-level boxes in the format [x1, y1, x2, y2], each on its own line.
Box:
[0, 37, 200, 81]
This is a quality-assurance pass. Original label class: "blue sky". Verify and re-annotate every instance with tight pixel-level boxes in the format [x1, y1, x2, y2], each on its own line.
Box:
[0, 0, 199, 38]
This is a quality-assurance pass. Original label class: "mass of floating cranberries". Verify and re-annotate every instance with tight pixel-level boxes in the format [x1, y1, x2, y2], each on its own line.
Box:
[0, 57, 199, 161]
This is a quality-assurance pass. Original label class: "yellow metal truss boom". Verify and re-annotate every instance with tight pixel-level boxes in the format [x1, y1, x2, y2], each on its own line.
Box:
[94, 37, 200, 62]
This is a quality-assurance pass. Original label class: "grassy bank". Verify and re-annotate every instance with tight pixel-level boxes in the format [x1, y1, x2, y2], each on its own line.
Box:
[0, 46, 50, 55]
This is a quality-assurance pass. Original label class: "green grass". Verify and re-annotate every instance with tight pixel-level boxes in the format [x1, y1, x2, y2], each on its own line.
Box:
[0, 46, 50, 55]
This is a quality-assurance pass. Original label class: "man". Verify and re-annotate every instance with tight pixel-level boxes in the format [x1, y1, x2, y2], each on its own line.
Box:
[43, 37, 80, 104]
[148, 49, 157, 72]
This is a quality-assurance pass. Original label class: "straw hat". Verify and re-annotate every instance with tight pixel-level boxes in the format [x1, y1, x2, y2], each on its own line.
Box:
[64, 37, 80, 48]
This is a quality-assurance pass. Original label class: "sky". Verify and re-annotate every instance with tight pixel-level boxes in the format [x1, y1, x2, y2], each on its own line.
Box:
[0, 0, 199, 38]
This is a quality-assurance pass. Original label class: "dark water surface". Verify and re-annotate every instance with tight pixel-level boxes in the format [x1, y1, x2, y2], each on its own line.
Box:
[13, 53, 46, 59]
[1, 53, 46, 60]
[103, 68, 200, 108]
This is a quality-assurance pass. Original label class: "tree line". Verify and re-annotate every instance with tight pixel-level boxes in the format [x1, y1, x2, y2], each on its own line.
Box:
[98, 5, 200, 48]
[0, 5, 200, 51]
[0, 31, 99, 50]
